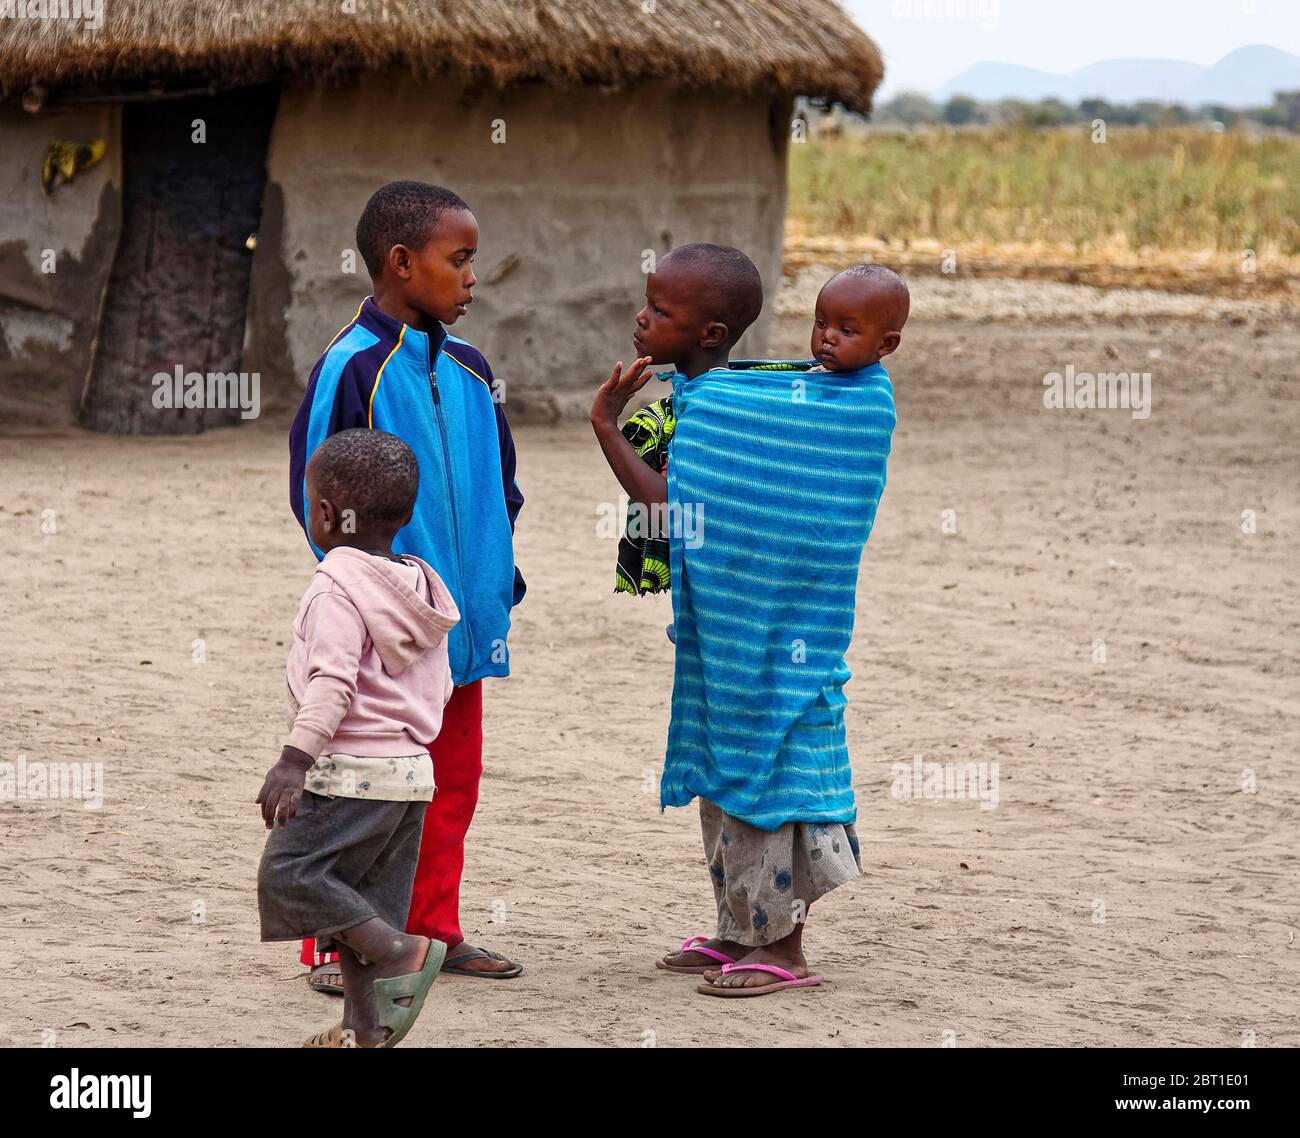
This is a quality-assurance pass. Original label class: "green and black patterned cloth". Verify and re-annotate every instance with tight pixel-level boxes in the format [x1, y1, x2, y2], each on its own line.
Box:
[614, 395, 675, 595]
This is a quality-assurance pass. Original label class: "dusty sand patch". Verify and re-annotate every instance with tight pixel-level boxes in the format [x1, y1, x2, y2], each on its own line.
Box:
[779, 264, 1292, 323]
[1, 312, 1297, 1047]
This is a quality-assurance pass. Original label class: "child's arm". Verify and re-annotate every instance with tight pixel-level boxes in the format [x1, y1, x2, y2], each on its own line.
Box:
[256, 593, 366, 828]
[591, 357, 667, 507]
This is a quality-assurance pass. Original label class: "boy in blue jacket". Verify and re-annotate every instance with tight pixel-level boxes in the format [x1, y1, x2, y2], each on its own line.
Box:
[287, 181, 525, 987]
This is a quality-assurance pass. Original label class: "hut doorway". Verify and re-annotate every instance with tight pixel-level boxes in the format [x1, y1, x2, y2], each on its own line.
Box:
[81, 84, 278, 434]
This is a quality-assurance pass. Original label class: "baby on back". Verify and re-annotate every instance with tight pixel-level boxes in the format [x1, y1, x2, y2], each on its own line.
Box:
[809, 263, 910, 373]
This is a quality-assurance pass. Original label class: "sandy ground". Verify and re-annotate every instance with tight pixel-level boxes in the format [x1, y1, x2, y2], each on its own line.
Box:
[2, 304, 1298, 1048]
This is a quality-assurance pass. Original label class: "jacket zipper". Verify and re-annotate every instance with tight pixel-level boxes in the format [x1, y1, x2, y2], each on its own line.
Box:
[427, 341, 475, 670]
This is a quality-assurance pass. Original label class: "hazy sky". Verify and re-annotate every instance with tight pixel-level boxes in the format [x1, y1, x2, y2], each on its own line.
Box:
[844, 0, 1300, 96]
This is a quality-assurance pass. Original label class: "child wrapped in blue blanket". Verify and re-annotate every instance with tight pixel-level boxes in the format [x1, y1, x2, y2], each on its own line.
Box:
[591, 248, 910, 998]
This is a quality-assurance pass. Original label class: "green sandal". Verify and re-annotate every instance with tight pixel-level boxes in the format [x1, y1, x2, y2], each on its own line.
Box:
[375, 938, 447, 1049]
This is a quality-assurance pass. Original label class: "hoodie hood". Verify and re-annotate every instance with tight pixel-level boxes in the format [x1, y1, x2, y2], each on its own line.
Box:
[315, 547, 459, 676]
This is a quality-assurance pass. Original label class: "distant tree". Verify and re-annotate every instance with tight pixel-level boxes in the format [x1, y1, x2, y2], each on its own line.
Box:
[993, 98, 1034, 126]
[1079, 98, 1114, 122]
[942, 95, 980, 125]
[1132, 101, 1168, 127]
[858, 89, 1297, 136]
[1199, 104, 1243, 129]
[993, 98, 1072, 127]
[1266, 90, 1300, 131]
[877, 92, 939, 125]
[1034, 98, 1078, 126]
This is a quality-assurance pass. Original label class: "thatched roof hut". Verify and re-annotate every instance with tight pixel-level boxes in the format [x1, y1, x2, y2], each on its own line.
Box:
[0, 1, 883, 431]
[0, 1, 882, 108]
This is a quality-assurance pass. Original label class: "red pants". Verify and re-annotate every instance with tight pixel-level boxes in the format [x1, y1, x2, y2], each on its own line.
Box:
[300, 681, 484, 967]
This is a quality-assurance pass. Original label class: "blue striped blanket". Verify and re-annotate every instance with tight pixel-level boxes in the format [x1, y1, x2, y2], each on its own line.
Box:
[661, 360, 896, 831]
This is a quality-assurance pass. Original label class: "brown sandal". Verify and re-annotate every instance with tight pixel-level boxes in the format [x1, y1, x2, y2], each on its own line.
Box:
[303, 1022, 354, 1047]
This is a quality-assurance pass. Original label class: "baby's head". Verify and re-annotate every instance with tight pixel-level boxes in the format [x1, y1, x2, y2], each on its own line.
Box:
[305, 429, 419, 553]
[811, 264, 910, 373]
[633, 244, 763, 366]
[356, 181, 478, 326]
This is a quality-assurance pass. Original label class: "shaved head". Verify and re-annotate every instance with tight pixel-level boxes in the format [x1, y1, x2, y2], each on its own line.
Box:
[659, 244, 764, 346]
[811, 263, 911, 372]
[830, 264, 911, 330]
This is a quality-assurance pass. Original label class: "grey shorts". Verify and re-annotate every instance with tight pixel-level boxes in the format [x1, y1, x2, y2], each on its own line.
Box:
[257, 790, 427, 950]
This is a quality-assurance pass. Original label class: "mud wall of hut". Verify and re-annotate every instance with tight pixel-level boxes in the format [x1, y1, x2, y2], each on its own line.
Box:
[0, 78, 791, 429]
[248, 76, 791, 420]
[0, 103, 121, 429]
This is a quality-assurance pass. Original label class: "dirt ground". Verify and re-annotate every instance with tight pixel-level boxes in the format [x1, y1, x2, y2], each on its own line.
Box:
[2, 300, 1297, 1048]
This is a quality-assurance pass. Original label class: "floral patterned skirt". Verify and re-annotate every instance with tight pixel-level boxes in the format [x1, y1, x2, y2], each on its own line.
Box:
[699, 797, 861, 946]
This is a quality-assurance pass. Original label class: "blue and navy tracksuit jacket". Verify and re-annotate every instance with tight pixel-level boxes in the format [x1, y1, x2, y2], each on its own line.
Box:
[288, 296, 524, 686]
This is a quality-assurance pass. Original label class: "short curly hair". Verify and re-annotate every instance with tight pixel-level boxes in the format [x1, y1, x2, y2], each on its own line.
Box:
[355, 181, 471, 278]
[308, 429, 419, 531]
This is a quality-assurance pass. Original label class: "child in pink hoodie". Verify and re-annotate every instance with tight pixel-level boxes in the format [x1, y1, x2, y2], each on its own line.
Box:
[256, 429, 459, 1047]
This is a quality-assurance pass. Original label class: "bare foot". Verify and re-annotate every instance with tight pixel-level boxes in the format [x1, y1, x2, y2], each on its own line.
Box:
[700, 943, 809, 990]
[442, 940, 521, 976]
[660, 937, 748, 970]
[308, 961, 343, 995]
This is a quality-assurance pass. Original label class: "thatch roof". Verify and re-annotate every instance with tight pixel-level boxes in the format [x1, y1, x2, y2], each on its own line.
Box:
[0, 1, 884, 110]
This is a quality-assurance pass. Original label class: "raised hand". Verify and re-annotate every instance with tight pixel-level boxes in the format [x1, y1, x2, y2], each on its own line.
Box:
[591, 355, 654, 429]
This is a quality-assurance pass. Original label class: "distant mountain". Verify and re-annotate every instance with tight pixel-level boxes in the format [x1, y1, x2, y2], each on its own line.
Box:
[1195, 45, 1300, 106]
[937, 45, 1300, 108]
[1069, 58, 1206, 104]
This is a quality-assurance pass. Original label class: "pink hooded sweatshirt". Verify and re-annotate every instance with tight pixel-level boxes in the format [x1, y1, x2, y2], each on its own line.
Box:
[285, 547, 460, 759]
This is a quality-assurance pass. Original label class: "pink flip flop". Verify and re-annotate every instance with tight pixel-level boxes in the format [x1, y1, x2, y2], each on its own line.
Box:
[655, 935, 740, 975]
[696, 962, 824, 997]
